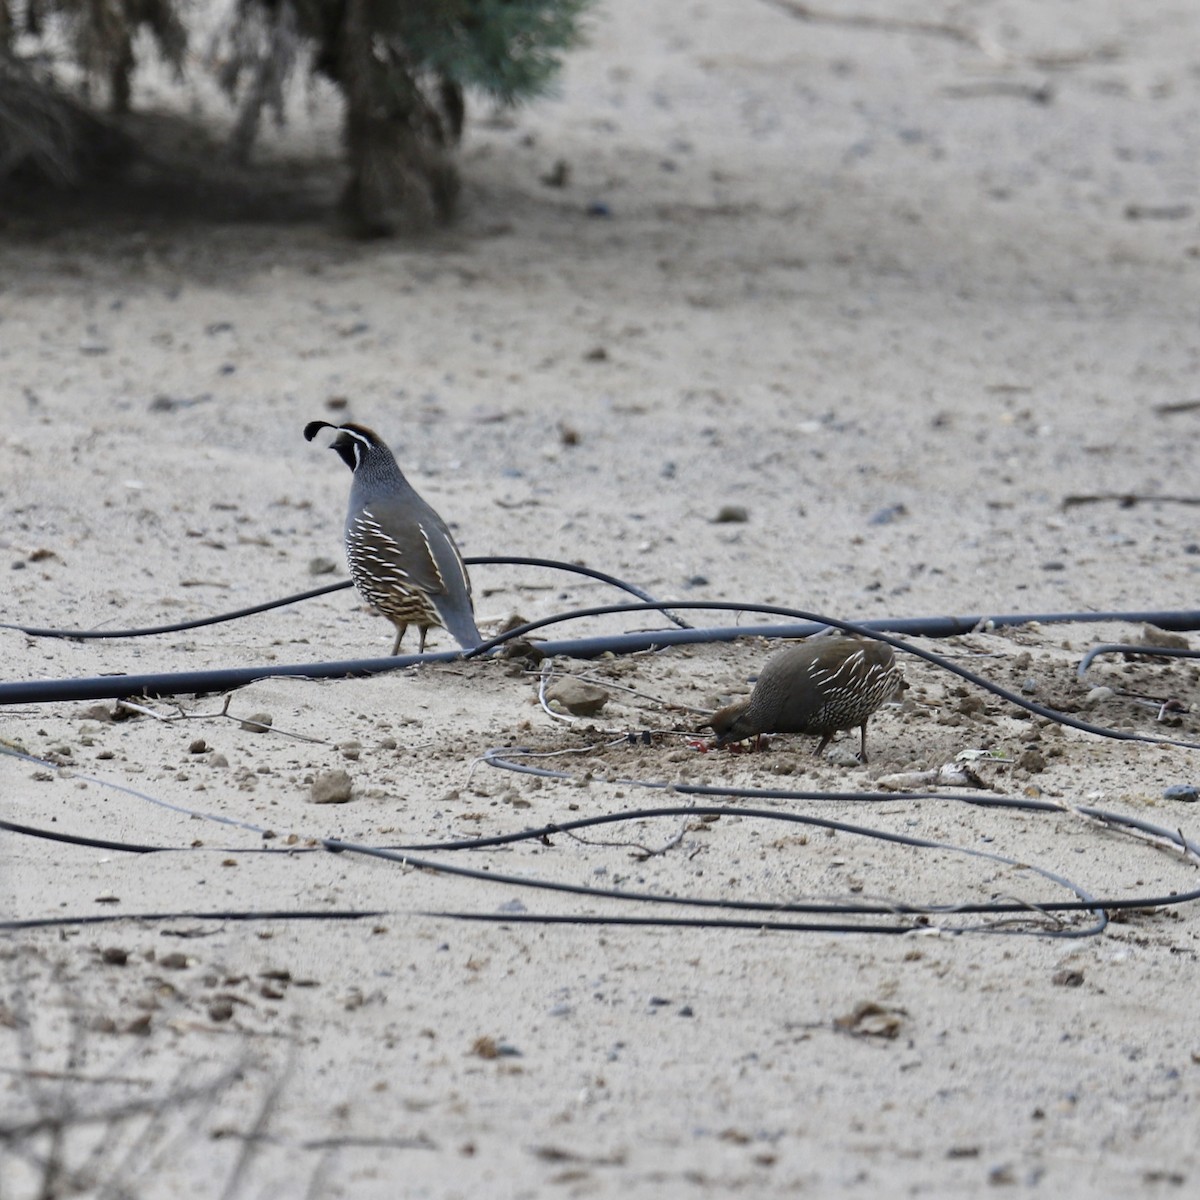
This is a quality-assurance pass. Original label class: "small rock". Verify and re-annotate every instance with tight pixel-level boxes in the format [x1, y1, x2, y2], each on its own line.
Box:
[101, 947, 128, 966]
[540, 158, 571, 187]
[209, 753, 229, 768]
[309, 556, 338, 576]
[833, 1001, 906, 1039]
[208, 1000, 235, 1023]
[159, 952, 190, 970]
[240, 712, 273, 733]
[1052, 969, 1084, 988]
[987, 1164, 1016, 1186]
[1083, 686, 1114, 708]
[311, 769, 354, 805]
[1164, 784, 1200, 803]
[712, 504, 749, 524]
[1016, 748, 1046, 774]
[77, 704, 115, 723]
[189, 738, 208, 754]
[868, 503, 907, 526]
[1139, 624, 1190, 651]
[545, 678, 609, 716]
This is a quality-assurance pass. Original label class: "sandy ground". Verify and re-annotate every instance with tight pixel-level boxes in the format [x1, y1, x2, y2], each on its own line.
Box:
[3, 0, 1200, 1195]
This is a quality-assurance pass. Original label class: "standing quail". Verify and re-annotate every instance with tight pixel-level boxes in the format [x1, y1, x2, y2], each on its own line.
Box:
[702, 635, 906, 761]
[304, 420, 482, 654]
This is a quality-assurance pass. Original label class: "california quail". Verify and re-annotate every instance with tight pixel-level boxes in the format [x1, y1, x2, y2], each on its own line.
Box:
[304, 420, 482, 654]
[702, 635, 906, 761]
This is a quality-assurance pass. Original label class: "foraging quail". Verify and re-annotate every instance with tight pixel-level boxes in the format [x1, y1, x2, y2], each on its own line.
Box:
[304, 420, 482, 654]
[702, 635, 906, 761]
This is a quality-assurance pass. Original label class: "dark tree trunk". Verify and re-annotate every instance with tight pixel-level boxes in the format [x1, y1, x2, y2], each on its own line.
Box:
[332, 0, 462, 237]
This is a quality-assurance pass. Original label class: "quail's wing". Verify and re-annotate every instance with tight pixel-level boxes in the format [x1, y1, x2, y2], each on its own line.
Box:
[347, 502, 442, 592]
[351, 499, 481, 648]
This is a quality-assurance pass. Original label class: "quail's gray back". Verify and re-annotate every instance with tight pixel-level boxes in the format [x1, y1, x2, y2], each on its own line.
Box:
[305, 420, 482, 653]
[705, 635, 905, 761]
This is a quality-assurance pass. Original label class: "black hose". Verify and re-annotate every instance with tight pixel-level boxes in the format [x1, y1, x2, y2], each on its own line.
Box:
[4, 599, 1200, 708]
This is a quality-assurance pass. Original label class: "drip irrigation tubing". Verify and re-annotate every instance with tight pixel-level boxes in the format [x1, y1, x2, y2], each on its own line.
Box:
[4, 728, 1199, 936]
[4, 599, 1198, 755]
[5, 730, 1200, 935]
[1078, 642, 1200, 677]
[3, 567, 1198, 937]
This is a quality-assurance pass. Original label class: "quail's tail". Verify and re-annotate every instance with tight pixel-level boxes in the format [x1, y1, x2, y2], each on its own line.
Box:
[434, 601, 483, 652]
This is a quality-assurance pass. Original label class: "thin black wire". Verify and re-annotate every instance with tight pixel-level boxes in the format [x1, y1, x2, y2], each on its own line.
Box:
[480, 753, 1200, 912]
[4, 732, 1178, 933]
[0, 910, 385, 932]
[464, 600, 1200, 752]
[8, 784, 1194, 917]
[7, 736, 1198, 934]
[0, 743, 1109, 927]
[4, 577, 1199, 935]
[0, 580, 352, 640]
[1078, 642, 1200, 678]
[0, 556, 692, 640]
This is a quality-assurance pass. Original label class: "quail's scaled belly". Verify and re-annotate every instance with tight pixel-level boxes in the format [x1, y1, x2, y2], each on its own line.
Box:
[346, 511, 440, 628]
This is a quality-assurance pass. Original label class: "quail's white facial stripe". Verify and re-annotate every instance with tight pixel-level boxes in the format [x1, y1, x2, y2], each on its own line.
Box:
[338, 427, 374, 471]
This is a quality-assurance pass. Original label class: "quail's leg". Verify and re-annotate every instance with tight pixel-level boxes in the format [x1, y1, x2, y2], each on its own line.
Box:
[813, 733, 833, 757]
[858, 723, 870, 764]
[418, 626, 429, 654]
[390, 623, 408, 656]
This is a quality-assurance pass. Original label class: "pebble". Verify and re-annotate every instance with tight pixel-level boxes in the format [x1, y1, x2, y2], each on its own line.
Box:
[1016, 748, 1046, 774]
[713, 504, 749, 524]
[1164, 784, 1199, 803]
[867, 502, 907, 526]
[545, 678, 609, 716]
[1139, 623, 1191, 650]
[240, 712, 273, 733]
[309, 556, 339, 575]
[311, 769, 354, 804]
[1084, 686, 1114, 708]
